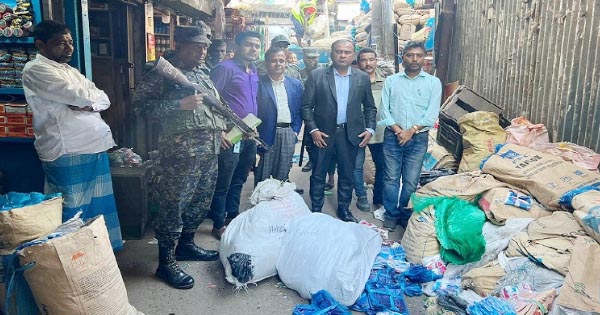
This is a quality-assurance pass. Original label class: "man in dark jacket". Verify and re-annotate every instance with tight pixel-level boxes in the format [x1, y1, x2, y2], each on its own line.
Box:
[255, 47, 304, 184]
[302, 39, 376, 222]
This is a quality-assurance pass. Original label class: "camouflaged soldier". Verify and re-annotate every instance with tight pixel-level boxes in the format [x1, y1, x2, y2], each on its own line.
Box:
[300, 47, 320, 83]
[133, 25, 227, 290]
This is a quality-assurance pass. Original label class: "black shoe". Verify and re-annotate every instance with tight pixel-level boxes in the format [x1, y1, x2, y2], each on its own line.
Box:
[175, 232, 219, 261]
[324, 182, 334, 191]
[294, 188, 304, 194]
[157, 246, 195, 289]
[301, 161, 312, 172]
[356, 196, 370, 212]
[337, 210, 358, 223]
[383, 217, 397, 231]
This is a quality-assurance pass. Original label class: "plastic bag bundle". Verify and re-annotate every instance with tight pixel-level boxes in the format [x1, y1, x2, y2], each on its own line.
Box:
[413, 196, 486, 265]
[351, 280, 408, 315]
[292, 290, 351, 315]
[468, 297, 517, 315]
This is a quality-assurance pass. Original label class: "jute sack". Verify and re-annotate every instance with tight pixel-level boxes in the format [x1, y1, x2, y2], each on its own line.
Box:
[462, 260, 506, 296]
[19, 216, 142, 315]
[458, 111, 507, 173]
[478, 187, 552, 225]
[572, 190, 600, 243]
[415, 171, 510, 202]
[506, 213, 589, 276]
[505, 232, 574, 276]
[556, 236, 600, 313]
[401, 206, 440, 264]
[481, 143, 600, 210]
[527, 211, 586, 240]
[0, 197, 62, 253]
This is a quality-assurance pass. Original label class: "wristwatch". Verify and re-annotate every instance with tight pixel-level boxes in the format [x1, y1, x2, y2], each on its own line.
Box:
[412, 125, 419, 133]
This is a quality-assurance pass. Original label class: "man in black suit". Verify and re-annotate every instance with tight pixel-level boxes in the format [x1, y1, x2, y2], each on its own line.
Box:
[302, 39, 377, 222]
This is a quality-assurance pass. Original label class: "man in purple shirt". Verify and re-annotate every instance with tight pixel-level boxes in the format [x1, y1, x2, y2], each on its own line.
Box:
[208, 31, 262, 239]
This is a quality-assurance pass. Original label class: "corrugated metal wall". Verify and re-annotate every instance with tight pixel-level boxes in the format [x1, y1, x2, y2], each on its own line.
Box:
[448, 0, 600, 152]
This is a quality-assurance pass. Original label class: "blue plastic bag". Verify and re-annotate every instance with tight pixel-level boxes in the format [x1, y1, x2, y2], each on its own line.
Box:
[0, 192, 62, 211]
[293, 290, 351, 315]
[468, 297, 517, 315]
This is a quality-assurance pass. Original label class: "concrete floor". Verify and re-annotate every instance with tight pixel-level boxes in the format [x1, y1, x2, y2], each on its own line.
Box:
[116, 144, 427, 315]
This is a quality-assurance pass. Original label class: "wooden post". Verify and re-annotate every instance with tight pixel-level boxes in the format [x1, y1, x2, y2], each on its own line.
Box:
[435, 0, 456, 86]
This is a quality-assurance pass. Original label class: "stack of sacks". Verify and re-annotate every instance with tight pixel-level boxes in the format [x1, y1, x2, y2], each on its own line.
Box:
[481, 143, 600, 210]
[353, 11, 372, 48]
[312, 29, 351, 50]
[505, 212, 590, 276]
[394, 0, 434, 49]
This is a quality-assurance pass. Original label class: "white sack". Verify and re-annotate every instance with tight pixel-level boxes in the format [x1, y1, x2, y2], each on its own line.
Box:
[276, 213, 382, 306]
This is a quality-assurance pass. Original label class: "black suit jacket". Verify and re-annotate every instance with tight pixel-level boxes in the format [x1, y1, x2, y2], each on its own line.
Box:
[301, 66, 377, 146]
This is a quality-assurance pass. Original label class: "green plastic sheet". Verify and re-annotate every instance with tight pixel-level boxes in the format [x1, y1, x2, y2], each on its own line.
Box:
[413, 195, 486, 265]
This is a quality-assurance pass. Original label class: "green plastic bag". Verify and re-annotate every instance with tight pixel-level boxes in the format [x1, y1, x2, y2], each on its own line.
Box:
[413, 195, 486, 265]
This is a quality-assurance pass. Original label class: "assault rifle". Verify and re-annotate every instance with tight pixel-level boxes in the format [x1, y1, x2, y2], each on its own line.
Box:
[150, 56, 270, 151]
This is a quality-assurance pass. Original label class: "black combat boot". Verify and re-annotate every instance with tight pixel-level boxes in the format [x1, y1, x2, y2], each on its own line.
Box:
[156, 245, 195, 289]
[175, 232, 219, 261]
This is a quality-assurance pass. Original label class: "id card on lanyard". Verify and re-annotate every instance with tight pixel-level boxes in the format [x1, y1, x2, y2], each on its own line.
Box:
[233, 141, 241, 154]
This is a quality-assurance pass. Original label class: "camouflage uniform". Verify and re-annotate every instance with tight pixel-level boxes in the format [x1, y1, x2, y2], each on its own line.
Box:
[133, 56, 227, 248]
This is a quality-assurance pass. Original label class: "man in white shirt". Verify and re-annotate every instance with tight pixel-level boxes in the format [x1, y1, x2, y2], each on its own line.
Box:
[22, 20, 122, 250]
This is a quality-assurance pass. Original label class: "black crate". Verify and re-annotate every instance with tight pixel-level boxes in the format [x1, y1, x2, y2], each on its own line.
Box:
[437, 117, 463, 160]
[111, 164, 152, 239]
[442, 86, 510, 127]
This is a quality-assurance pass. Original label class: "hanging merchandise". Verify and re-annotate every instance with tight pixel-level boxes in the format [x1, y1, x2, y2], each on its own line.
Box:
[0, 0, 36, 38]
